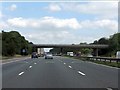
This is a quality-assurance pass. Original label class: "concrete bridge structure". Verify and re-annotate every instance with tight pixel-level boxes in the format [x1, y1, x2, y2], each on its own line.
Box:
[32, 44, 109, 56]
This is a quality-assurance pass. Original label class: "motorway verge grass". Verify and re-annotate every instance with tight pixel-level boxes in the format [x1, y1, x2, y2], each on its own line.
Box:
[2, 55, 30, 60]
[64, 55, 120, 68]
[90, 60, 120, 68]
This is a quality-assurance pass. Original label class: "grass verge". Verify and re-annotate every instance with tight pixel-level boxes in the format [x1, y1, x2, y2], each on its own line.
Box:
[64, 55, 120, 68]
[1, 55, 30, 60]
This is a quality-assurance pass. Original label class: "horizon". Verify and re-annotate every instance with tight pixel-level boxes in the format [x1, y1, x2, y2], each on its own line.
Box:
[0, 1, 118, 51]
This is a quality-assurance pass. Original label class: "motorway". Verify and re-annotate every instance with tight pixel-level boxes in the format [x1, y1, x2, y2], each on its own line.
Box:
[2, 56, 119, 89]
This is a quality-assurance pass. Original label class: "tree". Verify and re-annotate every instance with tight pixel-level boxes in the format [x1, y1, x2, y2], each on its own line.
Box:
[93, 40, 98, 44]
[97, 37, 109, 56]
[80, 48, 92, 55]
[98, 37, 109, 44]
[92, 33, 120, 56]
[2, 31, 33, 56]
[108, 33, 120, 56]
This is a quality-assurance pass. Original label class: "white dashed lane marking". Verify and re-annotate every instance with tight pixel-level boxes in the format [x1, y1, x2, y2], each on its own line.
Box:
[29, 66, 32, 68]
[78, 71, 85, 76]
[106, 88, 113, 90]
[64, 63, 66, 65]
[18, 72, 24, 76]
[68, 65, 72, 68]
[34, 63, 37, 64]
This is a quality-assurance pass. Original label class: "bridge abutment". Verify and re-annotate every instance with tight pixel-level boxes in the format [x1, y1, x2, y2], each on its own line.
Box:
[93, 48, 98, 56]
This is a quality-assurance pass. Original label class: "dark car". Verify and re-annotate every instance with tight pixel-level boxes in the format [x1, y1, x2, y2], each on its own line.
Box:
[31, 52, 38, 58]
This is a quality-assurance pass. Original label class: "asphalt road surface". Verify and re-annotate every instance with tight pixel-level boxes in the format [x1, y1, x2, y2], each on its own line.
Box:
[2, 56, 119, 89]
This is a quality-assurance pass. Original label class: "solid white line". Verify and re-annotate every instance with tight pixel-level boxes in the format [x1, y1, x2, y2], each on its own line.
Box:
[2, 58, 30, 65]
[78, 71, 85, 76]
[18, 72, 24, 76]
[64, 63, 66, 65]
[2, 60, 23, 64]
[29, 66, 32, 68]
[87, 61, 119, 69]
[69, 65, 72, 68]
[106, 88, 113, 90]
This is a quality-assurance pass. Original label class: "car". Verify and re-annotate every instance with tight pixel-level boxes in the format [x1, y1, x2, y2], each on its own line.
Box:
[87, 54, 93, 57]
[31, 52, 38, 58]
[45, 54, 53, 59]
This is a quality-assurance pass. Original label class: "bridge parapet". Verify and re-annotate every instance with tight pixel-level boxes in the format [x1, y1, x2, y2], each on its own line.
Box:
[32, 44, 109, 48]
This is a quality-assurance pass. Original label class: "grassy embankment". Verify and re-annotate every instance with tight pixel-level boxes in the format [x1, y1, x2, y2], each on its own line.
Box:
[1, 54, 31, 60]
[64, 55, 120, 68]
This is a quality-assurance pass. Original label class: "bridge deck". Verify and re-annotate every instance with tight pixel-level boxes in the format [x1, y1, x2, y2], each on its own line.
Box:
[32, 44, 109, 48]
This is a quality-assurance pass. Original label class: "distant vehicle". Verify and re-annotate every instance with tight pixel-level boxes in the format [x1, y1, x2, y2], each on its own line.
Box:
[31, 52, 38, 58]
[56, 54, 62, 56]
[87, 54, 93, 57]
[45, 54, 53, 59]
[67, 52, 74, 56]
[37, 48, 44, 57]
[116, 51, 120, 58]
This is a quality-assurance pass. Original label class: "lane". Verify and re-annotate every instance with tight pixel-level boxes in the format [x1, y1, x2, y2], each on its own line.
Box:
[2, 56, 118, 88]
[2, 58, 40, 84]
[3, 57, 86, 88]
[58, 56, 118, 88]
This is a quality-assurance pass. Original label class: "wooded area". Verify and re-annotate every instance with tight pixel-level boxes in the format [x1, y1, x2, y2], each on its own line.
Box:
[1, 30, 120, 57]
[50, 33, 120, 57]
[2, 31, 33, 56]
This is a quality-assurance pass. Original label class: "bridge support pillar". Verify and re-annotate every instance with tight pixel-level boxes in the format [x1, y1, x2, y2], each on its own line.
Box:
[94, 48, 98, 56]
[60, 48, 63, 55]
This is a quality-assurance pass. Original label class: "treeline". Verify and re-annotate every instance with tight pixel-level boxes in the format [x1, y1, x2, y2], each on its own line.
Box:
[92, 33, 120, 56]
[2, 30, 120, 57]
[2, 31, 33, 56]
[50, 33, 120, 57]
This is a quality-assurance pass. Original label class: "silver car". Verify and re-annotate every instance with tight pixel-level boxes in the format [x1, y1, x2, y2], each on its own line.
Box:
[45, 54, 53, 59]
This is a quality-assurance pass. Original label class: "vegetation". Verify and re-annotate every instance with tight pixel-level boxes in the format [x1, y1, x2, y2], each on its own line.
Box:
[64, 55, 120, 68]
[92, 33, 120, 56]
[2, 31, 33, 56]
[50, 33, 120, 57]
[1, 30, 120, 57]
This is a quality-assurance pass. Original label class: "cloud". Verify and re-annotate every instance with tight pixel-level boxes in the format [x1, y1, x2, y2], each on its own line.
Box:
[7, 17, 27, 27]
[0, 21, 9, 30]
[24, 31, 95, 44]
[9, 4, 17, 11]
[59, 2, 118, 19]
[23, 31, 71, 44]
[1, 16, 117, 44]
[0, 11, 5, 19]
[6, 17, 117, 32]
[45, 3, 61, 12]
[0, 11, 2, 18]
[7, 16, 81, 30]
[80, 19, 118, 32]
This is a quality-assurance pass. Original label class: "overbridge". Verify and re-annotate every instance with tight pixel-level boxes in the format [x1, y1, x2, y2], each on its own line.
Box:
[32, 44, 109, 56]
[33, 44, 108, 48]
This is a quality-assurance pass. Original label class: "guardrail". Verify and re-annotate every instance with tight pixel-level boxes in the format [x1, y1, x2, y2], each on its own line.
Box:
[80, 56, 120, 63]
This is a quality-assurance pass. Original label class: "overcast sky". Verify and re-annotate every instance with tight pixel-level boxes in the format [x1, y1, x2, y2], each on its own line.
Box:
[0, 1, 118, 51]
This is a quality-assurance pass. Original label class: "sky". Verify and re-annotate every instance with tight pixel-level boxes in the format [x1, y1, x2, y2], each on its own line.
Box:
[0, 1, 118, 52]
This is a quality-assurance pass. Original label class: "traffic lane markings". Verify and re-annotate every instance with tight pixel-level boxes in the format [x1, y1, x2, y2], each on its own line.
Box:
[18, 71, 24, 76]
